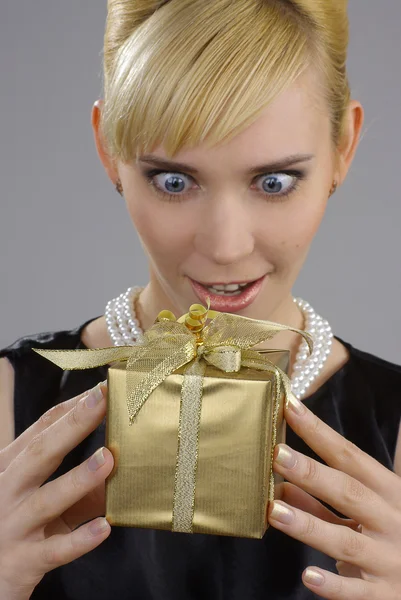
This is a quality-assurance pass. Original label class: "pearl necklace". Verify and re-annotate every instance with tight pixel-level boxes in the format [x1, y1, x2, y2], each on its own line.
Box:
[105, 286, 333, 400]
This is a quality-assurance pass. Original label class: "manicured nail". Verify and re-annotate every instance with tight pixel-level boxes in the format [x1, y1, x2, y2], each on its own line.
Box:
[275, 445, 297, 469]
[270, 501, 295, 524]
[85, 384, 104, 408]
[89, 517, 110, 536]
[304, 568, 325, 586]
[88, 447, 106, 472]
[285, 394, 306, 416]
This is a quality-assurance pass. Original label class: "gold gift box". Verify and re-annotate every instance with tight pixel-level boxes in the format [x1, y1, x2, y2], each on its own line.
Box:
[105, 349, 289, 539]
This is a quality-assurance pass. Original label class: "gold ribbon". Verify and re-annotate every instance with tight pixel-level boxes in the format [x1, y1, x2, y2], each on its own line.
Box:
[32, 302, 313, 533]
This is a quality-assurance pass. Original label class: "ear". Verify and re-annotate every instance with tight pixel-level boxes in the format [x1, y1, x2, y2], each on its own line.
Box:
[334, 100, 365, 185]
[91, 99, 120, 186]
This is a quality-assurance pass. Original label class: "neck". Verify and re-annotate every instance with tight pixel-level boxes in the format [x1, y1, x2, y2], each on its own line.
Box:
[252, 295, 306, 375]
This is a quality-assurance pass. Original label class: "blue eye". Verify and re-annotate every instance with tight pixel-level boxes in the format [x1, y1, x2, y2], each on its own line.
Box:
[259, 173, 295, 195]
[154, 173, 189, 194]
[143, 169, 304, 202]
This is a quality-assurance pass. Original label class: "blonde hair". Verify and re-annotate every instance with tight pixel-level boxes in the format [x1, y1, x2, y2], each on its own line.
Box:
[101, 0, 350, 163]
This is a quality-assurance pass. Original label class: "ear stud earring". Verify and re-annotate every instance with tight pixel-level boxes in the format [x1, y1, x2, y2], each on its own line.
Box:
[329, 180, 338, 197]
[115, 179, 123, 196]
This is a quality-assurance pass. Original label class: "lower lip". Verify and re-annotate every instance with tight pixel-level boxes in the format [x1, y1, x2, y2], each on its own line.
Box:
[189, 276, 266, 313]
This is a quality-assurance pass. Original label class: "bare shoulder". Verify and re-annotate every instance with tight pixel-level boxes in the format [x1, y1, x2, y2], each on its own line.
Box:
[80, 315, 112, 349]
[0, 356, 16, 448]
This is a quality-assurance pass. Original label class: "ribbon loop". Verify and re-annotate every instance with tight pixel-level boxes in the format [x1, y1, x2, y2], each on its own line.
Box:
[203, 345, 242, 373]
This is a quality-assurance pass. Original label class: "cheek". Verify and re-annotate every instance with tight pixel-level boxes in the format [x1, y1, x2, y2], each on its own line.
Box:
[259, 200, 327, 264]
[126, 198, 193, 262]
[288, 201, 326, 244]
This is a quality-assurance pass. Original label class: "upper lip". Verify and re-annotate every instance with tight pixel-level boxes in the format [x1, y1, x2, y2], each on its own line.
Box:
[190, 275, 266, 286]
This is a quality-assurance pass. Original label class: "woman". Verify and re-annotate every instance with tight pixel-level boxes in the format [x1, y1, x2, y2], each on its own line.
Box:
[1, 0, 401, 598]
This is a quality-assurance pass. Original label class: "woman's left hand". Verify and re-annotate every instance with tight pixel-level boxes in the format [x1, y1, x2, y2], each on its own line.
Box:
[268, 393, 401, 599]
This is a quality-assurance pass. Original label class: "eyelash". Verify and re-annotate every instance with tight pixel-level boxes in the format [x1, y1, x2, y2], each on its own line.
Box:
[143, 169, 306, 203]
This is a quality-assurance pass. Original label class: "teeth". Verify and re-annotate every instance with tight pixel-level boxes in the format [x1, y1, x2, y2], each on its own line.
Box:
[205, 281, 252, 296]
[211, 284, 226, 291]
[225, 284, 241, 291]
[210, 284, 240, 292]
[207, 288, 242, 296]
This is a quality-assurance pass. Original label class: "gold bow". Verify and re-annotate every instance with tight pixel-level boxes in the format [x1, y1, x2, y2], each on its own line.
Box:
[32, 301, 313, 533]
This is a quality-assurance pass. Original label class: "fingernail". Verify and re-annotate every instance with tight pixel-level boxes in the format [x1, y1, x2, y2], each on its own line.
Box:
[270, 501, 295, 524]
[88, 447, 106, 472]
[304, 568, 325, 586]
[85, 384, 104, 408]
[285, 394, 306, 416]
[89, 517, 109, 536]
[275, 445, 297, 469]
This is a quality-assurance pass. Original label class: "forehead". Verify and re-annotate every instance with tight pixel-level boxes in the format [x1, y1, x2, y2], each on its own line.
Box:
[151, 70, 330, 170]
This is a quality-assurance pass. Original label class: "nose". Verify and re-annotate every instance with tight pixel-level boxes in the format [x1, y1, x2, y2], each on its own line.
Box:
[194, 196, 254, 266]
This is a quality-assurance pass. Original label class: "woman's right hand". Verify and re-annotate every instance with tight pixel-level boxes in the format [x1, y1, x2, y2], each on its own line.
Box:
[0, 381, 114, 600]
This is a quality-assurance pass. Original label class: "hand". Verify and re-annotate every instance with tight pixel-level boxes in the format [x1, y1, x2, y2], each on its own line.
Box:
[268, 393, 401, 600]
[0, 381, 114, 599]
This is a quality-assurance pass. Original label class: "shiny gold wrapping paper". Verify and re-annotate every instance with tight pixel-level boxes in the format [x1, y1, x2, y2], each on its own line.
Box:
[105, 349, 289, 539]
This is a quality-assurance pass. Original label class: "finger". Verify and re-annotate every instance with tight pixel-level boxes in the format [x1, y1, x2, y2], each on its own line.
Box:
[61, 481, 106, 532]
[5, 382, 108, 497]
[16, 446, 113, 532]
[0, 381, 107, 472]
[335, 561, 362, 578]
[268, 500, 387, 573]
[273, 443, 395, 532]
[33, 517, 111, 573]
[301, 566, 383, 600]
[284, 396, 401, 504]
[279, 482, 360, 529]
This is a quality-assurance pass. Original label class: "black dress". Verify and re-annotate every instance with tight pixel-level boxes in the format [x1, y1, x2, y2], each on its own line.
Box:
[1, 315, 401, 600]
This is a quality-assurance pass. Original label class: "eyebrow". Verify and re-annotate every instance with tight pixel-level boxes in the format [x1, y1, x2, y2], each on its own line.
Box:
[137, 153, 315, 175]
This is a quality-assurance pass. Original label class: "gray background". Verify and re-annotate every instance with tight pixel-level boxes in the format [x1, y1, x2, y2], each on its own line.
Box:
[1, 1, 400, 363]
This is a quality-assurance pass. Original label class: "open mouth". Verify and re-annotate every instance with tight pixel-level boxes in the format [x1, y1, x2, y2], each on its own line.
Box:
[188, 275, 267, 312]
